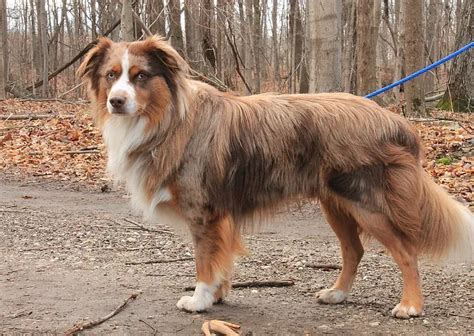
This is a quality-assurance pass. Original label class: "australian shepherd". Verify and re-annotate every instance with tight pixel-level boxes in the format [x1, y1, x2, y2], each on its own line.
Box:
[78, 36, 473, 319]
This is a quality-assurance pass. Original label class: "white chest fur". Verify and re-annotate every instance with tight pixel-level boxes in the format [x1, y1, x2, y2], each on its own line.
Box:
[102, 117, 174, 219]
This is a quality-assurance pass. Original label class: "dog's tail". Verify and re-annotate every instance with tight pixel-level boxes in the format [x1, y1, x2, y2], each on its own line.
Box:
[418, 171, 473, 261]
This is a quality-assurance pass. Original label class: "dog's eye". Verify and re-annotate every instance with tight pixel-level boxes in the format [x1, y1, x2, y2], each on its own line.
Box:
[136, 72, 148, 81]
[106, 72, 116, 80]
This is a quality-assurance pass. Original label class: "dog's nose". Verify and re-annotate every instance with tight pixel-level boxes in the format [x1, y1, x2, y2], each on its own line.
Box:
[109, 97, 126, 109]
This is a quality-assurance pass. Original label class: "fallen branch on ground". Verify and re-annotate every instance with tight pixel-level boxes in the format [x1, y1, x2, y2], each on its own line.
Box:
[0, 114, 74, 120]
[64, 293, 138, 336]
[63, 150, 101, 155]
[122, 217, 174, 235]
[125, 257, 194, 266]
[185, 280, 294, 291]
[17, 98, 88, 104]
[305, 263, 342, 270]
[0, 208, 27, 213]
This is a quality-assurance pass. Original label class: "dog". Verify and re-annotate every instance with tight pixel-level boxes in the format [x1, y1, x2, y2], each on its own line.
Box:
[77, 36, 473, 319]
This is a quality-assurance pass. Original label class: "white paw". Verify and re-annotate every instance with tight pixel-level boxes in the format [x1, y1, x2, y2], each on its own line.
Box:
[176, 295, 212, 312]
[391, 303, 424, 319]
[316, 288, 348, 304]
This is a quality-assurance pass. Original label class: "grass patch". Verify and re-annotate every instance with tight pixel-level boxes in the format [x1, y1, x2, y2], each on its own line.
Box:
[436, 156, 454, 165]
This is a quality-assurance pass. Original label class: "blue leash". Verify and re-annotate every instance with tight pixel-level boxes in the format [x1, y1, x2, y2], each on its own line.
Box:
[365, 41, 474, 99]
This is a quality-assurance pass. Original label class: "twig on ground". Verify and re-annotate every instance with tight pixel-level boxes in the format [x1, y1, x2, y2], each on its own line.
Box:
[305, 263, 342, 270]
[64, 293, 138, 336]
[0, 125, 24, 132]
[145, 273, 195, 277]
[10, 310, 33, 318]
[57, 82, 85, 98]
[139, 319, 158, 335]
[16, 98, 88, 104]
[122, 217, 174, 235]
[32, 172, 52, 177]
[0, 114, 74, 120]
[126, 257, 194, 266]
[448, 312, 472, 319]
[63, 150, 101, 155]
[185, 280, 294, 291]
[0, 208, 27, 213]
[408, 117, 472, 133]
[408, 116, 468, 123]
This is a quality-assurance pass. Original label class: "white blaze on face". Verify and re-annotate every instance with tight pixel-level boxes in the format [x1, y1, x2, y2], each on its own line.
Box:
[107, 49, 138, 115]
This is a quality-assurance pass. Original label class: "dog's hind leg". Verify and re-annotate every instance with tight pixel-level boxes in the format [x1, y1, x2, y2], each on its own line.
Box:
[177, 215, 245, 312]
[349, 206, 424, 318]
[317, 201, 364, 304]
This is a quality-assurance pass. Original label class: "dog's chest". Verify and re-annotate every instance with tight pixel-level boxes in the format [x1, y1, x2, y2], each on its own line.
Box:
[102, 117, 147, 179]
[102, 118, 188, 233]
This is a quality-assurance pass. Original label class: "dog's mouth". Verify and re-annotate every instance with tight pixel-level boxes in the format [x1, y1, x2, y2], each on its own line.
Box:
[109, 108, 128, 115]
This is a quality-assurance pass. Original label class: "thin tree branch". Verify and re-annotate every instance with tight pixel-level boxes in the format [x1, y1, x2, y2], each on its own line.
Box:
[64, 293, 138, 335]
[185, 280, 295, 291]
[23, 19, 121, 93]
[224, 21, 253, 94]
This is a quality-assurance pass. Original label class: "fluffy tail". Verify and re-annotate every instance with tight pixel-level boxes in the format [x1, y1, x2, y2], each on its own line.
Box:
[418, 172, 474, 262]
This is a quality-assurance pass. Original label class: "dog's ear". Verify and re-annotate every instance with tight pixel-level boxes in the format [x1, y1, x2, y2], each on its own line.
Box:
[142, 35, 189, 75]
[141, 35, 190, 119]
[77, 37, 112, 81]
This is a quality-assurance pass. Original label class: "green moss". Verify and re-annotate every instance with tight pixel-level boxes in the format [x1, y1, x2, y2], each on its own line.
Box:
[436, 156, 454, 165]
[437, 97, 472, 112]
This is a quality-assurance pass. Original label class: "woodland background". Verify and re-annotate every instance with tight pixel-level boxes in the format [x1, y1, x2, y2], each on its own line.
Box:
[0, 0, 472, 116]
[0, 3, 472, 332]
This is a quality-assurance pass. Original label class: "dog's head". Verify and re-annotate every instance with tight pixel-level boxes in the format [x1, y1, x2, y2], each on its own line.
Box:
[78, 36, 189, 125]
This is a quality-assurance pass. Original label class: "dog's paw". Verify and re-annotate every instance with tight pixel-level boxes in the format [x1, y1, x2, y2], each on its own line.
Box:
[316, 288, 348, 304]
[176, 295, 212, 312]
[391, 303, 424, 319]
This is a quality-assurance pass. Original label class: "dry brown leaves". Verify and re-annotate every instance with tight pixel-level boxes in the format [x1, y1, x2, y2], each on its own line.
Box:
[0, 100, 472, 207]
[412, 111, 473, 208]
[0, 99, 107, 189]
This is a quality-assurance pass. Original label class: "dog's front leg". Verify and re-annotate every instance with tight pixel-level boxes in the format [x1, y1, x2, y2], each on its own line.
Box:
[177, 216, 244, 312]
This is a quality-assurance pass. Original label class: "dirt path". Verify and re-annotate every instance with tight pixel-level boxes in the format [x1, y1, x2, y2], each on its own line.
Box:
[0, 180, 472, 335]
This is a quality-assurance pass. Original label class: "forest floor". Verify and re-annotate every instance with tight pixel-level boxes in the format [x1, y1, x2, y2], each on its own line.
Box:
[0, 100, 473, 335]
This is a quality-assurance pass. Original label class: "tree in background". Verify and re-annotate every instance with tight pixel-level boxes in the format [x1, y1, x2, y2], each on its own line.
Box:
[168, 0, 185, 57]
[355, 0, 380, 96]
[307, 0, 342, 93]
[0, 0, 6, 99]
[0, 0, 469, 105]
[403, 0, 425, 116]
[440, 0, 473, 112]
[120, 0, 135, 41]
[38, 0, 49, 97]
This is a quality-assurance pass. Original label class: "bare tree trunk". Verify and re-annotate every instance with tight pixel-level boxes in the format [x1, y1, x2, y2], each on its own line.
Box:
[307, 0, 342, 93]
[148, 0, 165, 35]
[252, 0, 261, 92]
[184, 0, 201, 69]
[356, 0, 378, 96]
[271, 0, 280, 83]
[121, 0, 135, 41]
[38, 0, 48, 97]
[404, 0, 426, 116]
[393, 0, 405, 101]
[244, 0, 256, 91]
[168, 0, 185, 57]
[440, 0, 473, 111]
[372, 0, 382, 87]
[201, 0, 217, 73]
[342, 0, 356, 92]
[425, 0, 441, 93]
[91, 0, 97, 39]
[0, 0, 5, 99]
